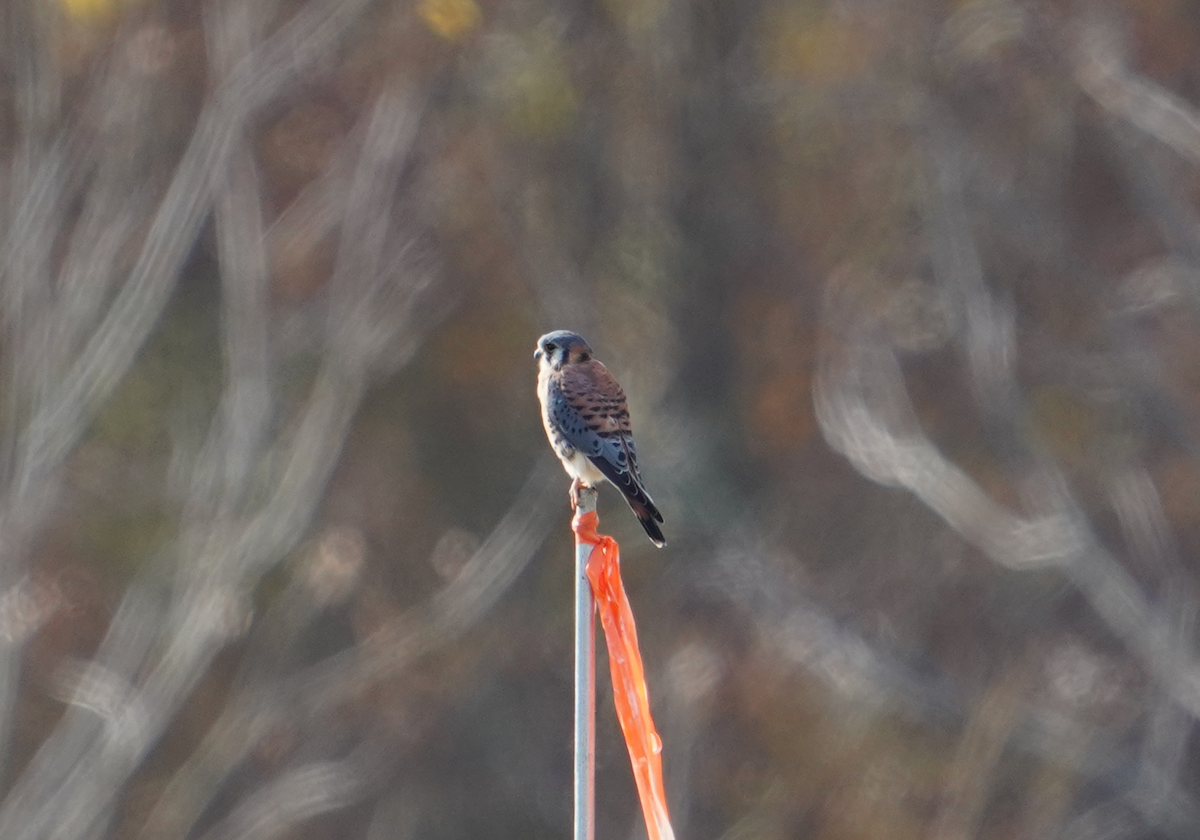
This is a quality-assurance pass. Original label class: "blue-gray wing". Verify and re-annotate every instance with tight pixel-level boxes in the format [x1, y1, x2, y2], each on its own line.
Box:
[545, 377, 625, 465]
[553, 362, 665, 545]
[549, 366, 633, 469]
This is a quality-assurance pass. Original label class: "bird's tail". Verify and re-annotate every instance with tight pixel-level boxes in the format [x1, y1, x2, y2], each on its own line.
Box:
[627, 494, 666, 548]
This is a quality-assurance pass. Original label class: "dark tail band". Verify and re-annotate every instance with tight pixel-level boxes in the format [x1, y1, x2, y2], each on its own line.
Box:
[637, 513, 666, 547]
[628, 496, 666, 548]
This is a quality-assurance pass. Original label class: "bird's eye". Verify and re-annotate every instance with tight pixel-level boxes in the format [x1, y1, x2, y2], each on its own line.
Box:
[545, 342, 558, 353]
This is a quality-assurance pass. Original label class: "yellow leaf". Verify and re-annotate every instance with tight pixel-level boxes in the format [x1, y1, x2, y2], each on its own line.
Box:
[419, 0, 481, 42]
[61, 0, 115, 20]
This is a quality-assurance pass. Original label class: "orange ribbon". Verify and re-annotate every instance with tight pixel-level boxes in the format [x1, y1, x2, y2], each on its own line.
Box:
[573, 509, 675, 840]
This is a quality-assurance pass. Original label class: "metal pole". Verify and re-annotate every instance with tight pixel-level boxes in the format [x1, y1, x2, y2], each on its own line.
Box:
[574, 487, 597, 840]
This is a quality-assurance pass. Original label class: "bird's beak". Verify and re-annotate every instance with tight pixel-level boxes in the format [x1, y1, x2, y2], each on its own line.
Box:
[534, 349, 542, 361]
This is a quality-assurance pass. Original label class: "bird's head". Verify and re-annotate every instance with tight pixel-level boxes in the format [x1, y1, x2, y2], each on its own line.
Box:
[534, 330, 593, 372]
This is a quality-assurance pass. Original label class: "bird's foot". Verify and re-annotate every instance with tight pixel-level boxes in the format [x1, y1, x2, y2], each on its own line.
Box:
[570, 480, 599, 513]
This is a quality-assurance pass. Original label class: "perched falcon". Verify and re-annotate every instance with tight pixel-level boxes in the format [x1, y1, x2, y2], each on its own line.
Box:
[535, 330, 665, 547]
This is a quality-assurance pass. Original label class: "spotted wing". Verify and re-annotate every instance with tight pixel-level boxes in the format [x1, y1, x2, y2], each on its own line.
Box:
[556, 361, 665, 545]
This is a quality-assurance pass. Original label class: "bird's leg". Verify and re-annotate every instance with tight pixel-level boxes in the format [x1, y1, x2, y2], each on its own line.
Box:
[569, 477, 582, 510]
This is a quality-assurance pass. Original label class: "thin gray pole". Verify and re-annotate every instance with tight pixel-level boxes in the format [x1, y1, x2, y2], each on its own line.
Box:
[574, 487, 597, 840]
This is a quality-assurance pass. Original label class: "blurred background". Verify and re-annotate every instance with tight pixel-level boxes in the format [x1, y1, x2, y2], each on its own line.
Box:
[1, 0, 1199, 838]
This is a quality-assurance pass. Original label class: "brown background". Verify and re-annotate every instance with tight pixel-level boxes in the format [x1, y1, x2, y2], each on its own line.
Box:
[0, 0, 1199, 838]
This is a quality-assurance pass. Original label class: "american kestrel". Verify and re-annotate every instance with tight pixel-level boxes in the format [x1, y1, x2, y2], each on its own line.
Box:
[535, 330, 666, 547]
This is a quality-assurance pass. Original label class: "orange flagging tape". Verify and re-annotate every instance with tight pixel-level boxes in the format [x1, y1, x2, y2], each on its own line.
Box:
[573, 509, 675, 840]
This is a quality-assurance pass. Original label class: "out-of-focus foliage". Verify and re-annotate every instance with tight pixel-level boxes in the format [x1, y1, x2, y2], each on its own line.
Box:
[1, 0, 1200, 838]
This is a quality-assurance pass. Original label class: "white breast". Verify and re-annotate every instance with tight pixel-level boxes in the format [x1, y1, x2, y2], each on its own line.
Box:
[563, 449, 606, 486]
[538, 365, 607, 488]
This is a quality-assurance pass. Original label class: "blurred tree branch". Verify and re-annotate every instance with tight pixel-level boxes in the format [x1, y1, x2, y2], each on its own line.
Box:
[812, 10, 1200, 836]
[0, 0, 482, 838]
